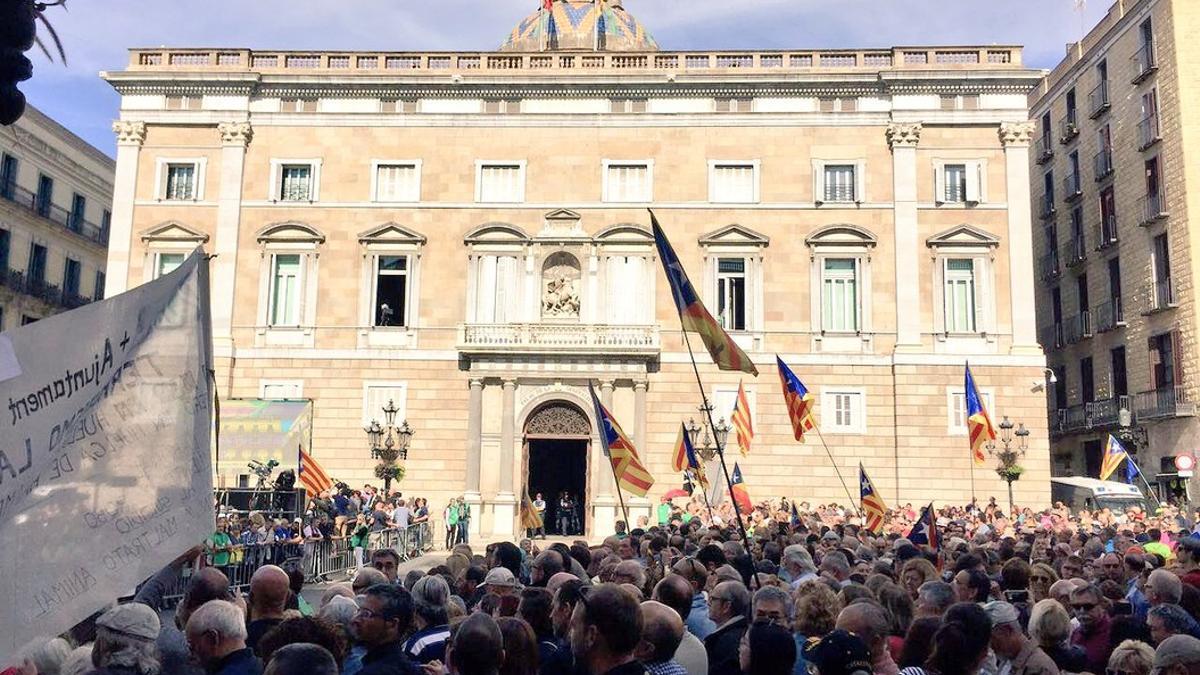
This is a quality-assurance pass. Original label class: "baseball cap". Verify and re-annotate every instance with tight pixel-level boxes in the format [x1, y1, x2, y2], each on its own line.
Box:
[96, 603, 160, 641]
[804, 629, 872, 675]
[983, 601, 1020, 626]
[482, 567, 521, 588]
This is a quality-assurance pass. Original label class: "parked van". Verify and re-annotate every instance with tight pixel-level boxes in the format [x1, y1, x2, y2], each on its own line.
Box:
[1050, 477, 1149, 514]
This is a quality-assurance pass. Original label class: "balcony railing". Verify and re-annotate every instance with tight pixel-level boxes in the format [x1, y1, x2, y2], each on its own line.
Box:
[1131, 43, 1158, 83]
[1040, 193, 1057, 220]
[1094, 297, 1125, 333]
[0, 182, 109, 246]
[1093, 148, 1114, 181]
[0, 267, 87, 311]
[1148, 277, 1176, 312]
[1139, 191, 1168, 225]
[1063, 172, 1082, 201]
[1059, 110, 1079, 144]
[1041, 321, 1064, 349]
[1035, 136, 1054, 164]
[1064, 310, 1093, 344]
[1095, 213, 1119, 250]
[1065, 234, 1087, 267]
[1138, 113, 1161, 150]
[1133, 386, 1193, 420]
[1051, 396, 1129, 435]
[1039, 250, 1061, 281]
[1089, 80, 1111, 118]
[458, 323, 660, 355]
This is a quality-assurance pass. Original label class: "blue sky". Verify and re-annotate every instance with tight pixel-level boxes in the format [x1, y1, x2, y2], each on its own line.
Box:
[20, 0, 1111, 157]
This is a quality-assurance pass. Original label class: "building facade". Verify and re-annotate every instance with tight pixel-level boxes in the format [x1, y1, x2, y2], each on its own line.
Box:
[1029, 0, 1200, 502]
[0, 105, 113, 331]
[103, 0, 1050, 539]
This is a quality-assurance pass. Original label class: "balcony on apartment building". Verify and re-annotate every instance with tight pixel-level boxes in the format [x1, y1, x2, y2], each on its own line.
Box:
[1063, 172, 1083, 202]
[1139, 190, 1169, 226]
[1093, 297, 1125, 333]
[1039, 249, 1061, 281]
[1040, 321, 1064, 350]
[1058, 110, 1080, 144]
[1051, 396, 1128, 435]
[1131, 43, 1158, 84]
[1132, 385, 1193, 420]
[1095, 213, 1119, 250]
[457, 322, 660, 357]
[1093, 148, 1114, 181]
[1040, 193, 1057, 220]
[0, 267, 90, 310]
[0, 180, 110, 246]
[1088, 80, 1110, 118]
[1063, 310, 1092, 344]
[1065, 233, 1087, 268]
[1035, 135, 1054, 165]
[1138, 111, 1161, 150]
[1146, 277, 1177, 314]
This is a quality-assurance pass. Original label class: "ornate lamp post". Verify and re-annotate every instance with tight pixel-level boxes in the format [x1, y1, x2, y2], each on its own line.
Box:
[988, 416, 1030, 514]
[685, 401, 731, 463]
[364, 399, 414, 495]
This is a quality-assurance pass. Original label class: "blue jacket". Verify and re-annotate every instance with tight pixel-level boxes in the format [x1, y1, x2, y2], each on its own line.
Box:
[210, 648, 262, 675]
[686, 593, 717, 640]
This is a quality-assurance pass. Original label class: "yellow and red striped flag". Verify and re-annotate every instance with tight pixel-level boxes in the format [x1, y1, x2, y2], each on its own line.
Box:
[965, 364, 996, 466]
[859, 463, 888, 534]
[731, 381, 754, 456]
[777, 356, 816, 443]
[298, 446, 333, 496]
[589, 382, 655, 497]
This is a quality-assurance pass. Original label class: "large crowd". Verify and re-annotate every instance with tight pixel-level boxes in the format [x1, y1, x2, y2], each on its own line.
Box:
[11, 495, 1200, 675]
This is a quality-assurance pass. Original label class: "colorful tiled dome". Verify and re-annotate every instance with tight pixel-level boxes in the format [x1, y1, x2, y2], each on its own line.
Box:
[501, 1, 659, 52]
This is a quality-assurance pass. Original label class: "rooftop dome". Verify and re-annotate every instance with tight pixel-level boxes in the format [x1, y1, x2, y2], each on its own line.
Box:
[501, 1, 659, 52]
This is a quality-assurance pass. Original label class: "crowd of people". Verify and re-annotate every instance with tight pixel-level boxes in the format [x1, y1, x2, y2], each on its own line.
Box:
[12, 495, 1200, 675]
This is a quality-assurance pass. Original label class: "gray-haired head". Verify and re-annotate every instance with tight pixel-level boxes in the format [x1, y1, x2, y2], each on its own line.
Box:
[317, 595, 359, 632]
[916, 581, 955, 617]
[753, 585, 796, 621]
[1154, 634, 1200, 670]
[59, 646, 94, 675]
[187, 600, 248, 642]
[17, 637, 71, 675]
[412, 574, 451, 627]
[783, 545, 817, 575]
[264, 643, 339, 675]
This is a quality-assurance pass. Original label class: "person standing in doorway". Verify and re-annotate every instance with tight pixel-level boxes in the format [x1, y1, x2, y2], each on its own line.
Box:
[457, 497, 471, 545]
[558, 492, 572, 536]
[533, 493, 547, 540]
[445, 499, 459, 550]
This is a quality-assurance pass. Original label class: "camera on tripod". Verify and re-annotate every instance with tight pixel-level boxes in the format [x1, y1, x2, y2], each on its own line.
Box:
[248, 459, 280, 480]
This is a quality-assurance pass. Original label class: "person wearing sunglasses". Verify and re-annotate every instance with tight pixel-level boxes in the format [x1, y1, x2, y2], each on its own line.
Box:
[1068, 584, 1111, 675]
[1028, 564, 1059, 603]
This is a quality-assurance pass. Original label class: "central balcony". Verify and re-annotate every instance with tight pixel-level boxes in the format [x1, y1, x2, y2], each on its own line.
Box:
[1059, 110, 1080, 144]
[1052, 396, 1129, 436]
[1093, 297, 1125, 333]
[458, 323, 660, 357]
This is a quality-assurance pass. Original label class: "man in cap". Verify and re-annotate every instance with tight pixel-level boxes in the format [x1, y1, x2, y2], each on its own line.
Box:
[90, 603, 163, 675]
[1152, 634, 1200, 675]
[985, 601, 1059, 675]
[482, 567, 522, 597]
[804, 629, 873, 675]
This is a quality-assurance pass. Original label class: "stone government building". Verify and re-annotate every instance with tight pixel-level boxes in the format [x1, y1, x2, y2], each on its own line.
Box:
[101, 0, 1051, 540]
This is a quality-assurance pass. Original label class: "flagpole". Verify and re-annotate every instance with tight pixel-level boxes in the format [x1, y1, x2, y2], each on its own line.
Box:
[970, 449, 978, 507]
[1127, 455, 1162, 505]
[606, 454, 632, 531]
[810, 424, 860, 516]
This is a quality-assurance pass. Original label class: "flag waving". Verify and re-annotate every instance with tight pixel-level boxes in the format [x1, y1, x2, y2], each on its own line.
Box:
[1100, 434, 1130, 481]
[650, 211, 758, 376]
[730, 463, 753, 513]
[777, 356, 816, 442]
[299, 446, 334, 496]
[965, 365, 996, 465]
[732, 381, 755, 456]
[672, 423, 710, 492]
[906, 503, 938, 549]
[589, 382, 655, 497]
[859, 464, 888, 534]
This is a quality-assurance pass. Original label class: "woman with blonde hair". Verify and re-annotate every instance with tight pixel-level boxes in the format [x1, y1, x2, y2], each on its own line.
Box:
[1028, 599, 1087, 673]
[901, 558, 940, 600]
[1106, 639, 1155, 675]
[793, 579, 843, 673]
[445, 551, 471, 580]
[1029, 563, 1060, 603]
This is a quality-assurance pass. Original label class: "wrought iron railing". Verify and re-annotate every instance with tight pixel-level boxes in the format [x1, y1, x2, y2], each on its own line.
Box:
[1133, 386, 1193, 419]
[1058, 110, 1079, 144]
[1094, 297, 1124, 333]
[1088, 80, 1110, 118]
[1095, 213, 1119, 249]
[1131, 43, 1157, 83]
[1149, 277, 1176, 312]
[1140, 191, 1168, 225]
[1039, 250, 1061, 281]
[1093, 149, 1114, 181]
[1066, 234, 1087, 267]
[1064, 310, 1092, 344]
[1138, 112, 1161, 150]
[0, 182, 109, 245]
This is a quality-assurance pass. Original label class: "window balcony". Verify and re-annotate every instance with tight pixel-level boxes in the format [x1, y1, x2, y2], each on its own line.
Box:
[1088, 81, 1111, 118]
[1039, 250, 1061, 281]
[1132, 386, 1193, 420]
[0, 267, 85, 311]
[1146, 277, 1177, 313]
[1059, 110, 1080, 144]
[1065, 235, 1087, 268]
[1064, 310, 1092, 344]
[1040, 193, 1057, 220]
[1131, 43, 1158, 84]
[1138, 113, 1161, 150]
[0, 181, 109, 246]
[1063, 172, 1083, 202]
[1034, 136, 1054, 165]
[1094, 297, 1125, 333]
[458, 323, 660, 357]
[1040, 321, 1064, 349]
[1093, 149, 1114, 181]
[1052, 397, 1130, 436]
[1095, 214, 1119, 250]
[1139, 191, 1168, 226]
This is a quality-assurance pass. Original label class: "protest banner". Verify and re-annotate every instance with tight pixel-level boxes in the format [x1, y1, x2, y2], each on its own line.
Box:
[0, 248, 214, 662]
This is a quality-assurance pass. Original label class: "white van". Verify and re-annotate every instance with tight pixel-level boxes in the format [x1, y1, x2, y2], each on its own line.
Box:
[1050, 476, 1149, 514]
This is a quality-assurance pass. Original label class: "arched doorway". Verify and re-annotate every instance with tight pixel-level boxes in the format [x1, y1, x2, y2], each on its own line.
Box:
[523, 401, 590, 536]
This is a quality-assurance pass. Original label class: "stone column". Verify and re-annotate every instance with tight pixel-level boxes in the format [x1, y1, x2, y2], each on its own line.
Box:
[1000, 122, 1041, 354]
[887, 122, 922, 351]
[465, 378, 484, 535]
[104, 121, 146, 297]
[212, 122, 252, 354]
[492, 379, 518, 538]
[628, 379, 652, 527]
[592, 380, 618, 536]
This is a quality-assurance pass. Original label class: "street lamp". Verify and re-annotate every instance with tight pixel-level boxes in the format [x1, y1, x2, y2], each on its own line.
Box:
[364, 399, 414, 494]
[685, 402, 730, 463]
[988, 416, 1029, 514]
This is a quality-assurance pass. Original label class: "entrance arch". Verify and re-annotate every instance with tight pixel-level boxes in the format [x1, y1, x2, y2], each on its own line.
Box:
[523, 401, 591, 537]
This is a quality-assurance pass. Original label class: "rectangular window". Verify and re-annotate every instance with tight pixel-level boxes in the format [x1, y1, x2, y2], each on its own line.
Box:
[943, 164, 967, 203]
[373, 255, 409, 327]
[603, 162, 652, 203]
[1153, 233, 1171, 283]
[709, 162, 757, 203]
[260, 381, 304, 400]
[63, 258, 80, 297]
[716, 258, 746, 331]
[27, 244, 46, 284]
[69, 193, 86, 232]
[1111, 346, 1127, 396]
[1150, 331, 1181, 390]
[943, 258, 978, 333]
[0, 229, 9, 272]
[269, 254, 302, 326]
[374, 162, 421, 202]
[477, 163, 525, 203]
[1053, 367, 1067, 410]
[950, 390, 994, 431]
[823, 390, 865, 433]
[21, 315, 37, 326]
[164, 163, 197, 200]
[606, 256, 647, 324]
[475, 255, 519, 323]
[155, 252, 185, 278]
[93, 271, 105, 301]
[0, 153, 16, 200]
[36, 175, 53, 217]
[278, 164, 313, 201]
[362, 383, 407, 426]
[821, 258, 859, 332]
[822, 164, 857, 202]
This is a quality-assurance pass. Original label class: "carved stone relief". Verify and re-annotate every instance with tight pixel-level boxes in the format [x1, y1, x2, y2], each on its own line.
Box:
[541, 251, 582, 319]
[525, 402, 591, 436]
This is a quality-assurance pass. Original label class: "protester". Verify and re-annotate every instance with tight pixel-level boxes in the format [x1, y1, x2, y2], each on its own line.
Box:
[89, 604, 163, 675]
[740, 621, 797, 675]
[497, 617, 539, 675]
[635, 600, 686, 675]
[983, 601, 1058, 675]
[246, 566, 291, 652]
[704, 581, 750, 675]
[263, 644, 338, 675]
[350, 584, 423, 675]
[185, 600, 262, 675]
[406, 575, 452, 664]
[1106, 640, 1155, 675]
[569, 585, 644, 675]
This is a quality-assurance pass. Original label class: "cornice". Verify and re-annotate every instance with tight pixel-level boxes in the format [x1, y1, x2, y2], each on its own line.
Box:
[8, 126, 115, 195]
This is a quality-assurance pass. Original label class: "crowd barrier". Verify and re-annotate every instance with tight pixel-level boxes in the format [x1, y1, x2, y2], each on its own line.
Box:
[155, 522, 433, 607]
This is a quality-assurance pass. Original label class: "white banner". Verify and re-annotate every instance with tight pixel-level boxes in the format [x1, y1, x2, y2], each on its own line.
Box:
[0, 249, 214, 662]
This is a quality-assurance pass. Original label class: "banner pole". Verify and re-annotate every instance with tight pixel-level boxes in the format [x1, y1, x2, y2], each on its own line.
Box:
[1129, 456, 1162, 505]
[607, 457, 632, 531]
[811, 425, 859, 516]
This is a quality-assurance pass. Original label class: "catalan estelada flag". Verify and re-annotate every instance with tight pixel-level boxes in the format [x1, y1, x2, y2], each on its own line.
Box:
[730, 463, 753, 513]
[1100, 434, 1130, 481]
[777, 356, 816, 442]
[906, 502, 938, 550]
[298, 446, 333, 497]
[671, 423, 710, 492]
[589, 382, 655, 497]
[965, 364, 996, 466]
[859, 464, 887, 534]
[731, 381, 755, 456]
[650, 211, 758, 376]
[520, 490, 544, 531]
